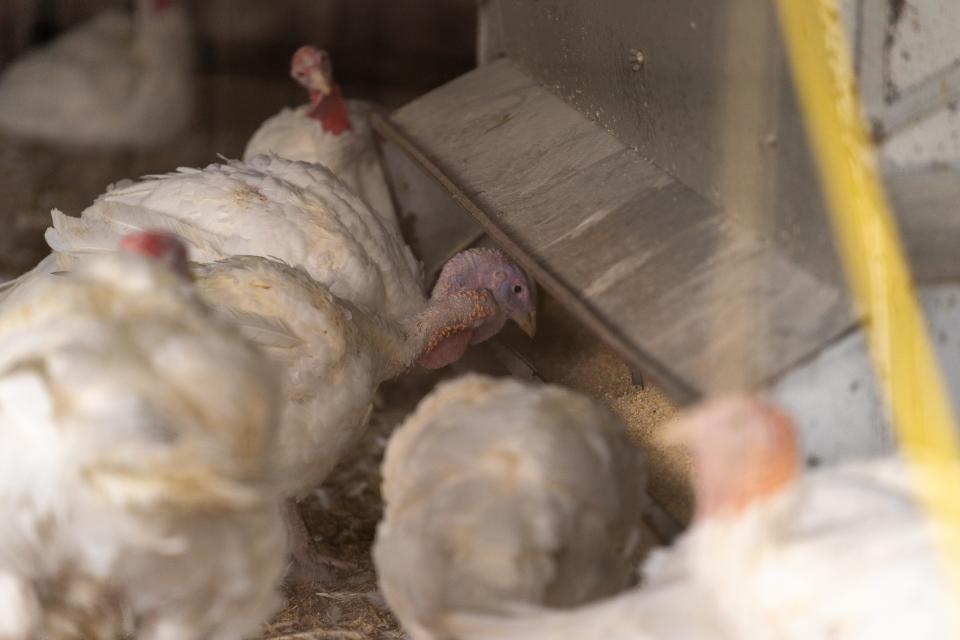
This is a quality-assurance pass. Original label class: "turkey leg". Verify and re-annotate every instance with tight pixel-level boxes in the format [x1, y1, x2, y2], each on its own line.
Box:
[283, 499, 353, 585]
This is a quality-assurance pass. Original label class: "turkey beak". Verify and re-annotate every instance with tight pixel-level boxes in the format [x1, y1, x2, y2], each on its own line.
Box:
[516, 311, 536, 338]
[309, 70, 331, 96]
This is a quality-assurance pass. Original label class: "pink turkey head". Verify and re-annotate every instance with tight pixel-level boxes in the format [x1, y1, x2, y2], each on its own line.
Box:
[291, 45, 334, 97]
[290, 45, 351, 134]
[662, 396, 799, 519]
[431, 248, 537, 341]
[119, 231, 190, 279]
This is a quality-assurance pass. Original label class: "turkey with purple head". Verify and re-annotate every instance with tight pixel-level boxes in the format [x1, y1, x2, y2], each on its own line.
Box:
[191, 248, 535, 576]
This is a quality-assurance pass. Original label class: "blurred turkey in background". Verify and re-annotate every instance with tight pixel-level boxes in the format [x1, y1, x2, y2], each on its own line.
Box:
[0, 0, 475, 279]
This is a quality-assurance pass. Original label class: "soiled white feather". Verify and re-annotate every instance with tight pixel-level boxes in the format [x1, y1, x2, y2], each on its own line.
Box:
[0, 252, 287, 640]
[374, 374, 647, 640]
[48, 203, 228, 261]
[40, 154, 423, 320]
[191, 255, 415, 499]
[217, 306, 304, 350]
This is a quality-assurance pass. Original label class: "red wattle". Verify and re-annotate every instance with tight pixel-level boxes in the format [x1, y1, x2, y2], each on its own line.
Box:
[309, 85, 352, 135]
[418, 331, 473, 370]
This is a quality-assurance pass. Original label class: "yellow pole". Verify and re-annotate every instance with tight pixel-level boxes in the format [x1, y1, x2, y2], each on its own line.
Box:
[775, 0, 960, 624]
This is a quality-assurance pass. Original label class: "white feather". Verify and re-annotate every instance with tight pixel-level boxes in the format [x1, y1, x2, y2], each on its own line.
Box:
[374, 374, 648, 640]
[40, 154, 424, 321]
[0, 252, 287, 638]
[244, 100, 400, 234]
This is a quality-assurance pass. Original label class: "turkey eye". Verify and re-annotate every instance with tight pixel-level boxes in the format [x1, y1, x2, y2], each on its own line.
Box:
[513, 285, 523, 294]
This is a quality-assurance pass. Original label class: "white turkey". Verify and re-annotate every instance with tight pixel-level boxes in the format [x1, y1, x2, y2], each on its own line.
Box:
[190, 250, 536, 575]
[243, 45, 398, 230]
[373, 374, 647, 640]
[27, 153, 536, 332]
[443, 396, 956, 639]
[0, 156, 536, 572]
[0, 232, 288, 640]
[24, 154, 424, 321]
[0, 0, 193, 147]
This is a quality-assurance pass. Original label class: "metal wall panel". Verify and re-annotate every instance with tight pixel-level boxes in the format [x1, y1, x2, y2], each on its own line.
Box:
[772, 284, 960, 464]
[489, 0, 846, 288]
[852, 0, 960, 166]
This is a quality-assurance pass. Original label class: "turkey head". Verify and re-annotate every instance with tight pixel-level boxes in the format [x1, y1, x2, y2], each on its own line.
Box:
[418, 249, 537, 369]
[291, 45, 351, 134]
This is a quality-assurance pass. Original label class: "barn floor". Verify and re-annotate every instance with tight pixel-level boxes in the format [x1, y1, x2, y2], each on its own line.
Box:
[0, 73, 686, 639]
[262, 375, 433, 639]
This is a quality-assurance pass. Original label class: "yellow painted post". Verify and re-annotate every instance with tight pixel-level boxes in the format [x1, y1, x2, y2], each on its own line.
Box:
[775, 0, 960, 625]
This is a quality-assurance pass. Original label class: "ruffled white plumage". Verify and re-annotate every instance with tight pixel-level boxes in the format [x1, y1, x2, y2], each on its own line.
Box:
[0, 253, 287, 639]
[375, 374, 648, 640]
[192, 255, 409, 498]
[33, 154, 423, 320]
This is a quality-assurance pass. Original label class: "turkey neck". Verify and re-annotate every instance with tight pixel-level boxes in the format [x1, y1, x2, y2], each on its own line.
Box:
[367, 289, 495, 380]
[308, 85, 352, 135]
